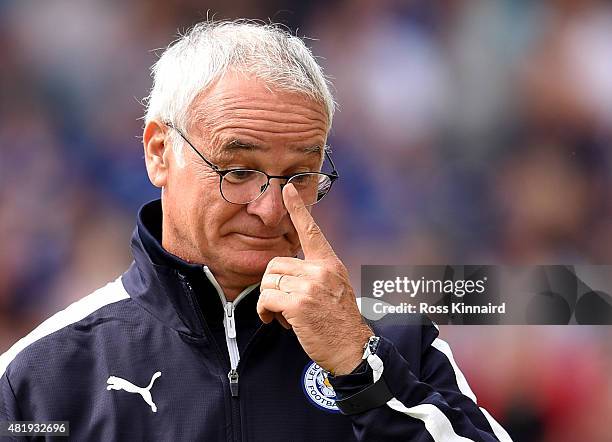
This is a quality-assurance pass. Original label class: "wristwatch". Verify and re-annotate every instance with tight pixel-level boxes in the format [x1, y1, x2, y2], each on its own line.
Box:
[363, 335, 381, 358]
[334, 336, 394, 415]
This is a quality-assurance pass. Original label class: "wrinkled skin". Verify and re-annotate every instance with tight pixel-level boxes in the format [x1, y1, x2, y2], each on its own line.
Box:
[143, 72, 371, 374]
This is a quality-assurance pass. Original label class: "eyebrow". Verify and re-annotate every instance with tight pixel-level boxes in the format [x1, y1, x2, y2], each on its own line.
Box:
[222, 139, 323, 155]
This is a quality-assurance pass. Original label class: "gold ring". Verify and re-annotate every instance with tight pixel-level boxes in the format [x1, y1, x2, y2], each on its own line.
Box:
[275, 274, 286, 291]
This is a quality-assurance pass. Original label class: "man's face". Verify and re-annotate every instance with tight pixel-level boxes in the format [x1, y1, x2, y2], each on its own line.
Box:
[160, 73, 329, 282]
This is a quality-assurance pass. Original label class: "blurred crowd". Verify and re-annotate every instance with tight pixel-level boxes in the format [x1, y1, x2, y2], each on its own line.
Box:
[1, 0, 611, 440]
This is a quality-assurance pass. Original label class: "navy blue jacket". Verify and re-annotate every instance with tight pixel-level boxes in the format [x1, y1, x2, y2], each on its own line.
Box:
[0, 200, 512, 441]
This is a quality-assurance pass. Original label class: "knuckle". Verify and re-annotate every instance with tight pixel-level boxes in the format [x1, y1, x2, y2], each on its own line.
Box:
[302, 280, 317, 294]
[301, 293, 317, 309]
[290, 201, 302, 214]
[305, 222, 322, 238]
[261, 274, 274, 288]
[266, 257, 281, 273]
[295, 295, 309, 309]
[312, 265, 327, 280]
[258, 291, 268, 303]
[259, 289, 274, 302]
[319, 266, 333, 281]
[292, 296, 303, 310]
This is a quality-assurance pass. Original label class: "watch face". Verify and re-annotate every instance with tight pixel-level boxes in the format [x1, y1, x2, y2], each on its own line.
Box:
[366, 336, 380, 356]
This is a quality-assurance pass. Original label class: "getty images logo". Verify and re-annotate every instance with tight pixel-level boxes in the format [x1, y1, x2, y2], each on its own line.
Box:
[372, 276, 487, 298]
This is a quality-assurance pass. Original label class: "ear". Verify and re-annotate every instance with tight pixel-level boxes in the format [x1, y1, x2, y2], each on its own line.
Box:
[143, 120, 170, 188]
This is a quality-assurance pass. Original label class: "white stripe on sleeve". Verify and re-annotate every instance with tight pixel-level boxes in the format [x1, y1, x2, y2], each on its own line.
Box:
[431, 338, 477, 402]
[430, 335, 513, 442]
[0, 277, 129, 378]
[387, 400, 474, 442]
[479, 407, 513, 442]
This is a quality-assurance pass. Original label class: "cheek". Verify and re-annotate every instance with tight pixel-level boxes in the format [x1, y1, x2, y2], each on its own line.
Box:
[179, 169, 221, 210]
[175, 170, 234, 236]
[199, 201, 243, 239]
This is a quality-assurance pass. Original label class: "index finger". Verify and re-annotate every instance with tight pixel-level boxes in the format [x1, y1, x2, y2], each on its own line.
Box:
[283, 183, 335, 260]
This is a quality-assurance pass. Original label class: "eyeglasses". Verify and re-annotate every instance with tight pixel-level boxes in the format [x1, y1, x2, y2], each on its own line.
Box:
[164, 122, 339, 206]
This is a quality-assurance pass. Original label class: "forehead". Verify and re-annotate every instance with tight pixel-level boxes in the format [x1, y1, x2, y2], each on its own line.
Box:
[187, 73, 329, 160]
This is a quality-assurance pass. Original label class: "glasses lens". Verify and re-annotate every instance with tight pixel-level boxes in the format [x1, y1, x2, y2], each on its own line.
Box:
[221, 170, 269, 204]
[288, 173, 333, 206]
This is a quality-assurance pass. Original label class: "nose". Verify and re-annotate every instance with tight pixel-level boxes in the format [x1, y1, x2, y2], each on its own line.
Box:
[245, 178, 287, 227]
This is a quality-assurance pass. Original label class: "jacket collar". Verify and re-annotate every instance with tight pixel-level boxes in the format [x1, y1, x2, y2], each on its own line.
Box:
[122, 199, 261, 337]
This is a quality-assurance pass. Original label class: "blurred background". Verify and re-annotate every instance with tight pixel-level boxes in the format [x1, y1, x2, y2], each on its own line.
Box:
[1, 0, 611, 440]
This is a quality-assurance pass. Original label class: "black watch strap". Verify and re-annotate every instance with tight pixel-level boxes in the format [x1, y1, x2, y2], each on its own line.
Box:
[334, 377, 393, 415]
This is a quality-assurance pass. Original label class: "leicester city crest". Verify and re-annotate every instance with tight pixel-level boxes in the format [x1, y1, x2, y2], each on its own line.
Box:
[302, 361, 340, 413]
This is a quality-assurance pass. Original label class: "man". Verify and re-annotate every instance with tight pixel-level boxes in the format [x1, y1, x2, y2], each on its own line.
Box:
[0, 21, 512, 441]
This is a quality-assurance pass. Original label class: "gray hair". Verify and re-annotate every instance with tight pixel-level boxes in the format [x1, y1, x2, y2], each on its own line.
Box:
[144, 19, 335, 162]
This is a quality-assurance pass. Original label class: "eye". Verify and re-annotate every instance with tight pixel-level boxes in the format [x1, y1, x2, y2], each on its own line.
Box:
[224, 170, 261, 184]
[290, 173, 319, 187]
[291, 174, 309, 184]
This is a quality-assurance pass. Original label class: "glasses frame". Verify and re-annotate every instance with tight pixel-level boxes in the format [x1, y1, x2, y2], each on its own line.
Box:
[164, 122, 339, 206]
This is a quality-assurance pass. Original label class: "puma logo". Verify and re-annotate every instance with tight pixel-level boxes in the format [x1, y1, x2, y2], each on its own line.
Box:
[107, 371, 162, 412]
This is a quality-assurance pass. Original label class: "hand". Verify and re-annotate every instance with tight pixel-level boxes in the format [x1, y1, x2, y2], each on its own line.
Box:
[257, 184, 373, 375]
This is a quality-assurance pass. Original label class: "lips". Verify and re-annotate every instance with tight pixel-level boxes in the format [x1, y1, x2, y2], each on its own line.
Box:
[231, 231, 286, 241]
[236, 232, 285, 239]
[232, 233, 285, 248]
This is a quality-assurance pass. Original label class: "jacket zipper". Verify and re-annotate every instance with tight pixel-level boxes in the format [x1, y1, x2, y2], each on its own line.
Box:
[203, 265, 259, 398]
[177, 272, 241, 442]
[179, 268, 274, 442]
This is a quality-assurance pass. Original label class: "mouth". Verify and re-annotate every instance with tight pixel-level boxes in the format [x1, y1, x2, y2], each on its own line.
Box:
[232, 232, 285, 245]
